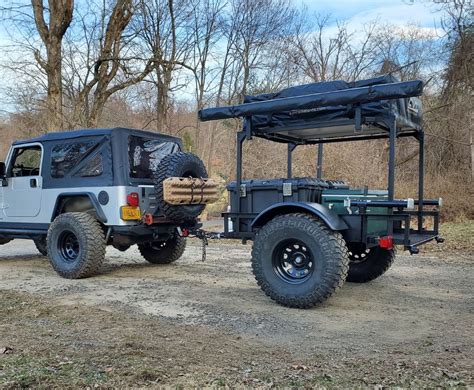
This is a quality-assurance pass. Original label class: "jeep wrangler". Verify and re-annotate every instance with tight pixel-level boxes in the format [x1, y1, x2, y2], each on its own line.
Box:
[0, 128, 216, 278]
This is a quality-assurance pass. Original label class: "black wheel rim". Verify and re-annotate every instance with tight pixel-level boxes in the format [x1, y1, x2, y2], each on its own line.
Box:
[348, 244, 371, 264]
[58, 230, 80, 262]
[272, 239, 314, 284]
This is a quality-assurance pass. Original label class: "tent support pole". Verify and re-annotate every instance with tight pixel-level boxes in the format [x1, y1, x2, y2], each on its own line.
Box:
[287, 143, 296, 179]
[417, 130, 425, 232]
[317, 144, 324, 179]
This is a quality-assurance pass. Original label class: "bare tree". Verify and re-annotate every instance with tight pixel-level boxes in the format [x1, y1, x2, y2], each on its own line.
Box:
[430, 0, 473, 178]
[137, 0, 193, 133]
[31, 0, 73, 130]
[64, 0, 154, 127]
[286, 12, 379, 83]
[188, 0, 225, 156]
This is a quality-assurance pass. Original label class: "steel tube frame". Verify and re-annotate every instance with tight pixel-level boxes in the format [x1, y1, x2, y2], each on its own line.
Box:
[388, 117, 397, 201]
[287, 143, 296, 178]
[232, 115, 428, 242]
[418, 131, 425, 232]
[317, 144, 324, 179]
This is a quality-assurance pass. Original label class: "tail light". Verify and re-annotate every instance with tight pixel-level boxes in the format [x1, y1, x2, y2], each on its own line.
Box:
[379, 235, 393, 250]
[127, 192, 139, 207]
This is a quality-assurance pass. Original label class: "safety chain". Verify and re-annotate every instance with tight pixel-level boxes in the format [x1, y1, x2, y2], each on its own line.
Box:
[201, 234, 208, 262]
[184, 228, 222, 262]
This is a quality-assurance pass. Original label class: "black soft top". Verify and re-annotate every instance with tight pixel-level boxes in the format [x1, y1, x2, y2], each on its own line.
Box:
[13, 127, 181, 146]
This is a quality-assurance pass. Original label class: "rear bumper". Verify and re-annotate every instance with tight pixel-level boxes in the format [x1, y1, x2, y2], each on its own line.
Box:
[111, 224, 177, 245]
[110, 219, 199, 245]
[346, 200, 443, 253]
[392, 231, 443, 253]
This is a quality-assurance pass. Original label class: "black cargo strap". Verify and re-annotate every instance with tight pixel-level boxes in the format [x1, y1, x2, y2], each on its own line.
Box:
[189, 176, 195, 204]
[199, 177, 205, 204]
[189, 176, 206, 204]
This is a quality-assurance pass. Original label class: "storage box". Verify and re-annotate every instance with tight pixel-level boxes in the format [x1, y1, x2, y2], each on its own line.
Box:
[227, 177, 335, 233]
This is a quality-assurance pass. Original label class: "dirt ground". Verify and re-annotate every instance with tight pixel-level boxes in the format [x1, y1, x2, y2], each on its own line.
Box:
[0, 232, 473, 388]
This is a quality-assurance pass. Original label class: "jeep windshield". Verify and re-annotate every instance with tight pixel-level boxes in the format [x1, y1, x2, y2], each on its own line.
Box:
[128, 135, 180, 180]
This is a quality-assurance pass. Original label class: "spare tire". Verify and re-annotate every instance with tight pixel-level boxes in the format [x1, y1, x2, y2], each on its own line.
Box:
[154, 152, 208, 221]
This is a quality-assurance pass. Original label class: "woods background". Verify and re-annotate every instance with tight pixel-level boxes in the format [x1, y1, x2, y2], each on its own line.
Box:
[0, 0, 472, 220]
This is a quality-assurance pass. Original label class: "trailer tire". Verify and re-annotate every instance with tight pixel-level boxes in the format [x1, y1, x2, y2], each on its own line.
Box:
[346, 244, 395, 283]
[34, 235, 48, 256]
[153, 152, 208, 222]
[251, 213, 349, 308]
[138, 234, 186, 264]
[47, 212, 106, 279]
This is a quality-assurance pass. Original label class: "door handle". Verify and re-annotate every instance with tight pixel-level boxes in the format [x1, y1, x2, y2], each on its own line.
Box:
[30, 178, 37, 188]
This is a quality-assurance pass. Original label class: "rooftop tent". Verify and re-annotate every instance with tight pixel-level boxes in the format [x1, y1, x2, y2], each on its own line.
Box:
[199, 75, 423, 143]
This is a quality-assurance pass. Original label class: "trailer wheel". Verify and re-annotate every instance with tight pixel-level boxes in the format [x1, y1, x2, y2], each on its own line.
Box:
[251, 213, 349, 308]
[34, 235, 47, 256]
[47, 212, 106, 279]
[138, 234, 186, 264]
[346, 244, 395, 283]
[153, 152, 208, 222]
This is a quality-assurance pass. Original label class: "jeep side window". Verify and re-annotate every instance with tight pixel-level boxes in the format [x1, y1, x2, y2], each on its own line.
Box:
[73, 153, 104, 177]
[9, 146, 42, 177]
[128, 136, 180, 179]
[51, 142, 103, 178]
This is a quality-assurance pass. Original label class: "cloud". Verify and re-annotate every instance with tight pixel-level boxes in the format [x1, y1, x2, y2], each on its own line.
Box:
[301, 0, 442, 32]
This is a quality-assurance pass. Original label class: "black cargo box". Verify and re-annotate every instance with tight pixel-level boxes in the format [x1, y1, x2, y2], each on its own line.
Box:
[227, 178, 348, 234]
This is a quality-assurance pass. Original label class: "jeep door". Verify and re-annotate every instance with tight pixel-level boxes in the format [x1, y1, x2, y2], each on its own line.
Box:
[3, 143, 43, 218]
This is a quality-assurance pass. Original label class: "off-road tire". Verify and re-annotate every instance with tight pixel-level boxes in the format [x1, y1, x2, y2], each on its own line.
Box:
[346, 244, 395, 283]
[47, 212, 106, 279]
[251, 213, 349, 308]
[138, 234, 186, 264]
[0, 238, 12, 245]
[34, 236, 47, 256]
[153, 152, 208, 222]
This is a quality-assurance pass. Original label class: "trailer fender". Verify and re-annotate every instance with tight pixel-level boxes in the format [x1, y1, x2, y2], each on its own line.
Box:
[251, 202, 348, 231]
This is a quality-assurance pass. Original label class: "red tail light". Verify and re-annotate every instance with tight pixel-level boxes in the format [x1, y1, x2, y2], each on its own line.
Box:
[127, 192, 139, 207]
[379, 235, 393, 250]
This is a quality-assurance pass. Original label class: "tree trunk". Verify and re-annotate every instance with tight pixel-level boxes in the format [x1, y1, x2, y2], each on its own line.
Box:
[46, 35, 63, 130]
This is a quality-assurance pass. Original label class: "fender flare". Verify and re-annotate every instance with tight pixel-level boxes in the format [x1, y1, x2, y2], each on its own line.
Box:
[51, 192, 107, 223]
[251, 202, 348, 231]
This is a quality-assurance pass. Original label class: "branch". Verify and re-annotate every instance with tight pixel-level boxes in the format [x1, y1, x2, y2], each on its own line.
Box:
[31, 0, 49, 43]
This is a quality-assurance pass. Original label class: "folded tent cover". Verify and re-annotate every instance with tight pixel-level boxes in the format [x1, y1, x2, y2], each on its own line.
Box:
[242, 74, 422, 136]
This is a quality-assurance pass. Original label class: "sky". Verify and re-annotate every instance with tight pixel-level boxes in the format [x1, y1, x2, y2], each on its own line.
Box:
[0, 0, 446, 114]
[300, 0, 442, 33]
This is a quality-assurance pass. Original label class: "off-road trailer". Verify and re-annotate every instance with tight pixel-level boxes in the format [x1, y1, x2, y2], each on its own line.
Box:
[196, 75, 443, 308]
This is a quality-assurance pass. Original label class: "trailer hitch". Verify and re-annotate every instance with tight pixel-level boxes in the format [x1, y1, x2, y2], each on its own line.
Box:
[178, 227, 224, 262]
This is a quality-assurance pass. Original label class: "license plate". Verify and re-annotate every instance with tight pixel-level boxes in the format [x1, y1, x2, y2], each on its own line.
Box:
[121, 206, 141, 220]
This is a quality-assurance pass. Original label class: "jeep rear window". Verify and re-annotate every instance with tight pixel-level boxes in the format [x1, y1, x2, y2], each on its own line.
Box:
[51, 141, 103, 178]
[128, 136, 180, 179]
